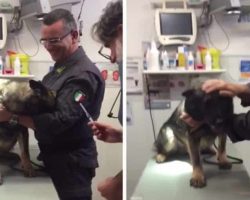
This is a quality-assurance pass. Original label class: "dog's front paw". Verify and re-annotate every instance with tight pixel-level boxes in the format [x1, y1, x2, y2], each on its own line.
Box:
[22, 163, 36, 177]
[155, 154, 167, 163]
[219, 162, 232, 170]
[190, 173, 206, 188]
[217, 153, 232, 170]
[23, 167, 36, 177]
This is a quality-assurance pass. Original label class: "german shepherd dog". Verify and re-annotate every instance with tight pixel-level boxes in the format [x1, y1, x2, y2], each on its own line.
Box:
[155, 88, 233, 188]
[0, 79, 55, 184]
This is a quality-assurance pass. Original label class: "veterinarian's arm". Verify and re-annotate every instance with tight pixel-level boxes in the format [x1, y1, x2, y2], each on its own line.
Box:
[225, 113, 250, 142]
[202, 79, 250, 106]
[202, 79, 249, 97]
[88, 121, 122, 143]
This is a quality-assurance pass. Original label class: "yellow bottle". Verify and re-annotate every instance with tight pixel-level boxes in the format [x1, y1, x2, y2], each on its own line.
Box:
[18, 54, 30, 75]
[178, 52, 186, 67]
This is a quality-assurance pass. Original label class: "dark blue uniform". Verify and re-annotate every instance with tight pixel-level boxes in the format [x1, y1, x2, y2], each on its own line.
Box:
[32, 47, 105, 200]
[227, 83, 250, 142]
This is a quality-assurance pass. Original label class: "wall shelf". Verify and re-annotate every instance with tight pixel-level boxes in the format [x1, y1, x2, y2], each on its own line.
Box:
[0, 75, 35, 80]
[143, 69, 226, 75]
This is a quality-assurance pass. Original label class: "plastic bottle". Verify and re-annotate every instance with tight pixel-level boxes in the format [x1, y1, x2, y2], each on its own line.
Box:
[187, 51, 194, 70]
[195, 50, 203, 70]
[14, 56, 21, 75]
[175, 52, 179, 67]
[0, 56, 3, 75]
[205, 50, 212, 71]
[161, 50, 169, 70]
[148, 41, 160, 71]
[5, 54, 10, 69]
[178, 46, 186, 68]
[183, 45, 189, 68]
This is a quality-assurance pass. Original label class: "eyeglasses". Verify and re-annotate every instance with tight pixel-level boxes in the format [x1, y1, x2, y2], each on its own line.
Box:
[40, 31, 72, 45]
[98, 46, 111, 60]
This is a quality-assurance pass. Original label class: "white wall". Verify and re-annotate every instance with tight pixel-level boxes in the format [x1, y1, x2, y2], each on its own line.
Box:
[2, 1, 122, 200]
[127, 0, 250, 198]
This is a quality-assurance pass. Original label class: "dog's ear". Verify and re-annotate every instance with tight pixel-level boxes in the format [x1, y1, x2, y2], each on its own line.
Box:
[182, 89, 195, 98]
[183, 89, 206, 121]
[29, 80, 45, 90]
[29, 80, 47, 96]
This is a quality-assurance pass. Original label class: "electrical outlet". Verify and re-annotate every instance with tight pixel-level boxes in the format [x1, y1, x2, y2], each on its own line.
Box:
[145, 100, 171, 109]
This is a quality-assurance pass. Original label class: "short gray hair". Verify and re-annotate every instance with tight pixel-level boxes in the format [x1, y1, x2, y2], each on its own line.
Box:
[43, 9, 77, 33]
[92, 1, 122, 46]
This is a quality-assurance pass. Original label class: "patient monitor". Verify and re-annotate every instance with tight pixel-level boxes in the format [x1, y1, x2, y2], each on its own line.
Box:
[155, 9, 197, 45]
[0, 14, 7, 49]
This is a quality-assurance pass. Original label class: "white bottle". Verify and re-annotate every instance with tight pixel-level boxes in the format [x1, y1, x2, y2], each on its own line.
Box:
[0, 56, 3, 75]
[195, 50, 203, 70]
[5, 54, 10, 70]
[14, 56, 21, 75]
[148, 40, 160, 71]
[205, 50, 212, 71]
[161, 50, 169, 70]
[187, 51, 194, 70]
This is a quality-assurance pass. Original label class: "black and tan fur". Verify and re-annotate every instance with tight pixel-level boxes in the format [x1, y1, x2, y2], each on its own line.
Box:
[0, 79, 55, 184]
[155, 88, 233, 188]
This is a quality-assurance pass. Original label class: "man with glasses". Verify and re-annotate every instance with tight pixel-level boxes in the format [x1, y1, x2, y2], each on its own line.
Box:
[88, 1, 123, 200]
[0, 8, 105, 200]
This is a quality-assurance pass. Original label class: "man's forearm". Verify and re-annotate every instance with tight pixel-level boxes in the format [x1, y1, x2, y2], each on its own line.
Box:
[237, 83, 250, 106]
[19, 115, 35, 130]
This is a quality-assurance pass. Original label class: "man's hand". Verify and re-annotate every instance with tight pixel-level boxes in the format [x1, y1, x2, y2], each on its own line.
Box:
[97, 171, 122, 200]
[0, 105, 11, 122]
[202, 79, 248, 97]
[88, 121, 122, 143]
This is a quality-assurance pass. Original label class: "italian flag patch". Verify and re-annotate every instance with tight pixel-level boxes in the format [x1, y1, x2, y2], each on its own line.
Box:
[74, 91, 86, 103]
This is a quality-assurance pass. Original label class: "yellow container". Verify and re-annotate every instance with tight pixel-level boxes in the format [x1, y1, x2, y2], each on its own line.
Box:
[201, 48, 221, 69]
[201, 49, 207, 65]
[178, 52, 186, 67]
[209, 48, 221, 69]
[10, 54, 30, 75]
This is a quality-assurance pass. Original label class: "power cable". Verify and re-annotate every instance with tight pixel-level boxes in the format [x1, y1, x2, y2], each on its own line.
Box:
[16, 20, 40, 57]
[206, 14, 230, 52]
[77, 0, 86, 37]
[107, 89, 121, 119]
[145, 74, 157, 142]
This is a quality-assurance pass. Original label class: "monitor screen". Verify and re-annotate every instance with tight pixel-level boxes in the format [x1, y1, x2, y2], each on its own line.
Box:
[160, 13, 193, 35]
[0, 18, 2, 40]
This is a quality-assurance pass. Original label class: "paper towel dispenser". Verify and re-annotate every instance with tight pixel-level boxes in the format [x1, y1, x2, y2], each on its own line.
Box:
[210, 0, 250, 15]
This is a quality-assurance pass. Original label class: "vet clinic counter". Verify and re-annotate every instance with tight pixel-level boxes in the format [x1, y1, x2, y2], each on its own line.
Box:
[131, 143, 250, 200]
